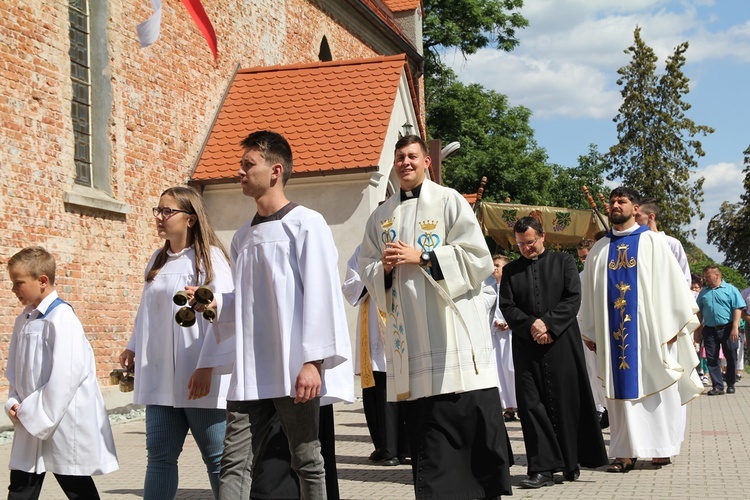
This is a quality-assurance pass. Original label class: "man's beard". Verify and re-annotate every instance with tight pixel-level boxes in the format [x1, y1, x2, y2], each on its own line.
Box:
[610, 212, 631, 225]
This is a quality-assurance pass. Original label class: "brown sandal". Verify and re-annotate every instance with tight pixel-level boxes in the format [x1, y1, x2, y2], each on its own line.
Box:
[503, 410, 517, 422]
[651, 458, 671, 466]
[607, 458, 637, 473]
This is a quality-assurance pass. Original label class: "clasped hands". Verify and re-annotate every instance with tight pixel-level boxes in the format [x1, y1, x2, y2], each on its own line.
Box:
[531, 319, 553, 345]
[382, 241, 420, 273]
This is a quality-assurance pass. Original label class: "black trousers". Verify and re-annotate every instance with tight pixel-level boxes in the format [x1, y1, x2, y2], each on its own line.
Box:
[8, 470, 100, 500]
[249, 404, 339, 500]
[362, 371, 408, 459]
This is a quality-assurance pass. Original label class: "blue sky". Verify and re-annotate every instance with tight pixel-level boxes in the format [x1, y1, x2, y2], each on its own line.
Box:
[445, 0, 750, 262]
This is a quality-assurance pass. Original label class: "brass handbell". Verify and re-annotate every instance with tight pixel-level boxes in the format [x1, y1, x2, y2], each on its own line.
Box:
[119, 366, 134, 392]
[109, 368, 124, 386]
[175, 306, 197, 327]
[173, 290, 190, 306]
[194, 286, 217, 323]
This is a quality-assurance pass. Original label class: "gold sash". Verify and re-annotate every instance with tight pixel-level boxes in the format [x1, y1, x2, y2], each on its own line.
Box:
[359, 296, 375, 389]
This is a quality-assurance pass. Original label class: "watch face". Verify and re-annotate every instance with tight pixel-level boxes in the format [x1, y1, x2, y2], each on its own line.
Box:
[421, 252, 430, 263]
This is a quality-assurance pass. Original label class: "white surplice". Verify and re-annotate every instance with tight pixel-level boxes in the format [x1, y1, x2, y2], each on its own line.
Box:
[5, 291, 119, 475]
[342, 244, 387, 374]
[215, 205, 352, 404]
[486, 280, 516, 409]
[360, 180, 498, 401]
[128, 245, 234, 408]
[580, 224, 703, 458]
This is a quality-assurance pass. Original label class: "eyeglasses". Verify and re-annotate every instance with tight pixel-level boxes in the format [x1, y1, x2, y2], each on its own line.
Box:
[516, 238, 540, 248]
[152, 207, 192, 219]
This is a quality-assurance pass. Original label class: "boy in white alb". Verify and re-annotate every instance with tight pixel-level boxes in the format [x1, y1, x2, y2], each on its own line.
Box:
[5, 246, 118, 499]
[487, 254, 517, 421]
[197, 131, 351, 500]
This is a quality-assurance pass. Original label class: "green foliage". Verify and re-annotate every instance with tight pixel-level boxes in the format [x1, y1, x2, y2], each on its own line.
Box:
[607, 27, 713, 240]
[707, 145, 750, 277]
[547, 145, 609, 210]
[684, 240, 747, 290]
[427, 75, 553, 204]
[423, 0, 528, 79]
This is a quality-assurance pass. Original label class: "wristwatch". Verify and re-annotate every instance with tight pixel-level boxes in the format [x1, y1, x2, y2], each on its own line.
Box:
[419, 251, 431, 267]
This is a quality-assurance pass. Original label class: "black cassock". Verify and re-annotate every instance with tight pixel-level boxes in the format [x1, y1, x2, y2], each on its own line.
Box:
[499, 250, 607, 475]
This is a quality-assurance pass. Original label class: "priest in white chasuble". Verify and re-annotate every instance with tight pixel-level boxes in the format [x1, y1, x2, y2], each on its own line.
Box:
[499, 216, 608, 490]
[579, 186, 703, 473]
[359, 135, 512, 500]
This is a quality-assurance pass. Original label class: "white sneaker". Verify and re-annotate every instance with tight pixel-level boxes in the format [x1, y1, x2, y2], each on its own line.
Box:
[701, 375, 711, 386]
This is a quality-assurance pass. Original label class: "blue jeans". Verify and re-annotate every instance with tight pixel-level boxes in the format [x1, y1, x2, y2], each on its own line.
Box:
[704, 324, 738, 391]
[144, 405, 226, 500]
[219, 397, 325, 500]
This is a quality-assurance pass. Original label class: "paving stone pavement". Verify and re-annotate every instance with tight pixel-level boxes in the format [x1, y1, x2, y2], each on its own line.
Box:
[2, 378, 749, 499]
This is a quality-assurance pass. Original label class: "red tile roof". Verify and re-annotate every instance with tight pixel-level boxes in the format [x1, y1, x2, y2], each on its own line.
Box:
[191, 55, 418, 184]
[382, 0, 422, 12]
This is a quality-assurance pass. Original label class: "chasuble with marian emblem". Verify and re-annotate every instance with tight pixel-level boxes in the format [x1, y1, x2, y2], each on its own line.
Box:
[359, 180, 498, 402]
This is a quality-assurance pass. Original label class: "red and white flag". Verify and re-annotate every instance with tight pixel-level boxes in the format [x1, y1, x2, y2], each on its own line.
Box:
[136, 0, 218, 61]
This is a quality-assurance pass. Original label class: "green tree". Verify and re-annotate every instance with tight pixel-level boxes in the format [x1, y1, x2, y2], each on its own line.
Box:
[428, 75, 552, 204]
[607, 27, 713, 240]
[423, 0, 528, 81]
[547, 144, 609, 210]
[707, 145, 750, 277]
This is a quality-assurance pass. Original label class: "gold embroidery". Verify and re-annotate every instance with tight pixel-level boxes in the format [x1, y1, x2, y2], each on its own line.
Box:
[380, 217, 396, 244]
[419, 220, 438, 231]
[612, 281, 632, 369]
[609, 243, 637, 270]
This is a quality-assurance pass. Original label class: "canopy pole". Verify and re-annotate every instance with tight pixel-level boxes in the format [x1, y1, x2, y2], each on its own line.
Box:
[582, 185, 609, 230]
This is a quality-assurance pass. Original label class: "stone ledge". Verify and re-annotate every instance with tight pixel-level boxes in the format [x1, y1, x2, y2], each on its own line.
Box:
[63, 185, 131, 215]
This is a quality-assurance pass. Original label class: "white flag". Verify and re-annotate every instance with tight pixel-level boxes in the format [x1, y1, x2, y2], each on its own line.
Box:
[136, 0, 162, 48]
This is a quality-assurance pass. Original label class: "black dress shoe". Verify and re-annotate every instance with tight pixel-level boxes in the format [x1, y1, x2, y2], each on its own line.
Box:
[379, 457, 400, 466]
[563, 468, 580, 482]
[369, 449, 386, 461]
[707, 388, 725, 396]
[519, 472, 554, 489]
[727, 386, 736, 394]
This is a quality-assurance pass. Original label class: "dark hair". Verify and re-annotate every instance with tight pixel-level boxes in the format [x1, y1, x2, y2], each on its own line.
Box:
[691, 273, 703, 286]
[609, 186, 641, 203]
[576, 238, 595, 250]
[394, 134, 427, 156]
[240, 130, 293, 185]
[147, 186, 228, 284]
[638, 196, 659, 219]
[8, 246, 56, 285]
[513, 216, 544, 236]
[702, 264, 721, 275]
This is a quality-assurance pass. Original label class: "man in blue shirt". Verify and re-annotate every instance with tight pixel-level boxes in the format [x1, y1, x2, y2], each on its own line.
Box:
[696, 265, 745, 395]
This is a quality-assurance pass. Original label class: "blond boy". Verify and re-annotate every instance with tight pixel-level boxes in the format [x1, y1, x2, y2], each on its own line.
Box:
[5, 247, 118, 499]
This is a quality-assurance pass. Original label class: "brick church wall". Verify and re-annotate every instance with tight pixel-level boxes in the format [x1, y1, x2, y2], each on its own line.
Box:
[0, 0, 382, 387]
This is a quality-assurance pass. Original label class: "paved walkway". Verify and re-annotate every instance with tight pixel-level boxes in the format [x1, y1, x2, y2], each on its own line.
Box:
[2, 378, 749, 499]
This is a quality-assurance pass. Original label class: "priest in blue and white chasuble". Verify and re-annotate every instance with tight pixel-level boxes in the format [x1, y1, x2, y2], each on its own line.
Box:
[580, 224, 703, 457]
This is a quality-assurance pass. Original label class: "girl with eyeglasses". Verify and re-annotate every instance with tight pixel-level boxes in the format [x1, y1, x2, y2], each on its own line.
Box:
[119, 186, 233, 499]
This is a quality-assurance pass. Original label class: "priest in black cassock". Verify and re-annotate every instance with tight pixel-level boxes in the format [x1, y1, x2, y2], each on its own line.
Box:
[499, 216, 607, 489]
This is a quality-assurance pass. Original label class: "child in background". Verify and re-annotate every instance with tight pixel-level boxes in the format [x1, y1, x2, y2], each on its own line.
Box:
[5, 247, 118, 499]
[488, 254, 517, 421]
[692, 274, 711, 386]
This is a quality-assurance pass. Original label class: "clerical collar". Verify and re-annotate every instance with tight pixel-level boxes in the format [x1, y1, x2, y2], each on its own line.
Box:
[612, 223, 640, 237]
[251, 202, 298, 226]
[400, 183, 423, 201]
